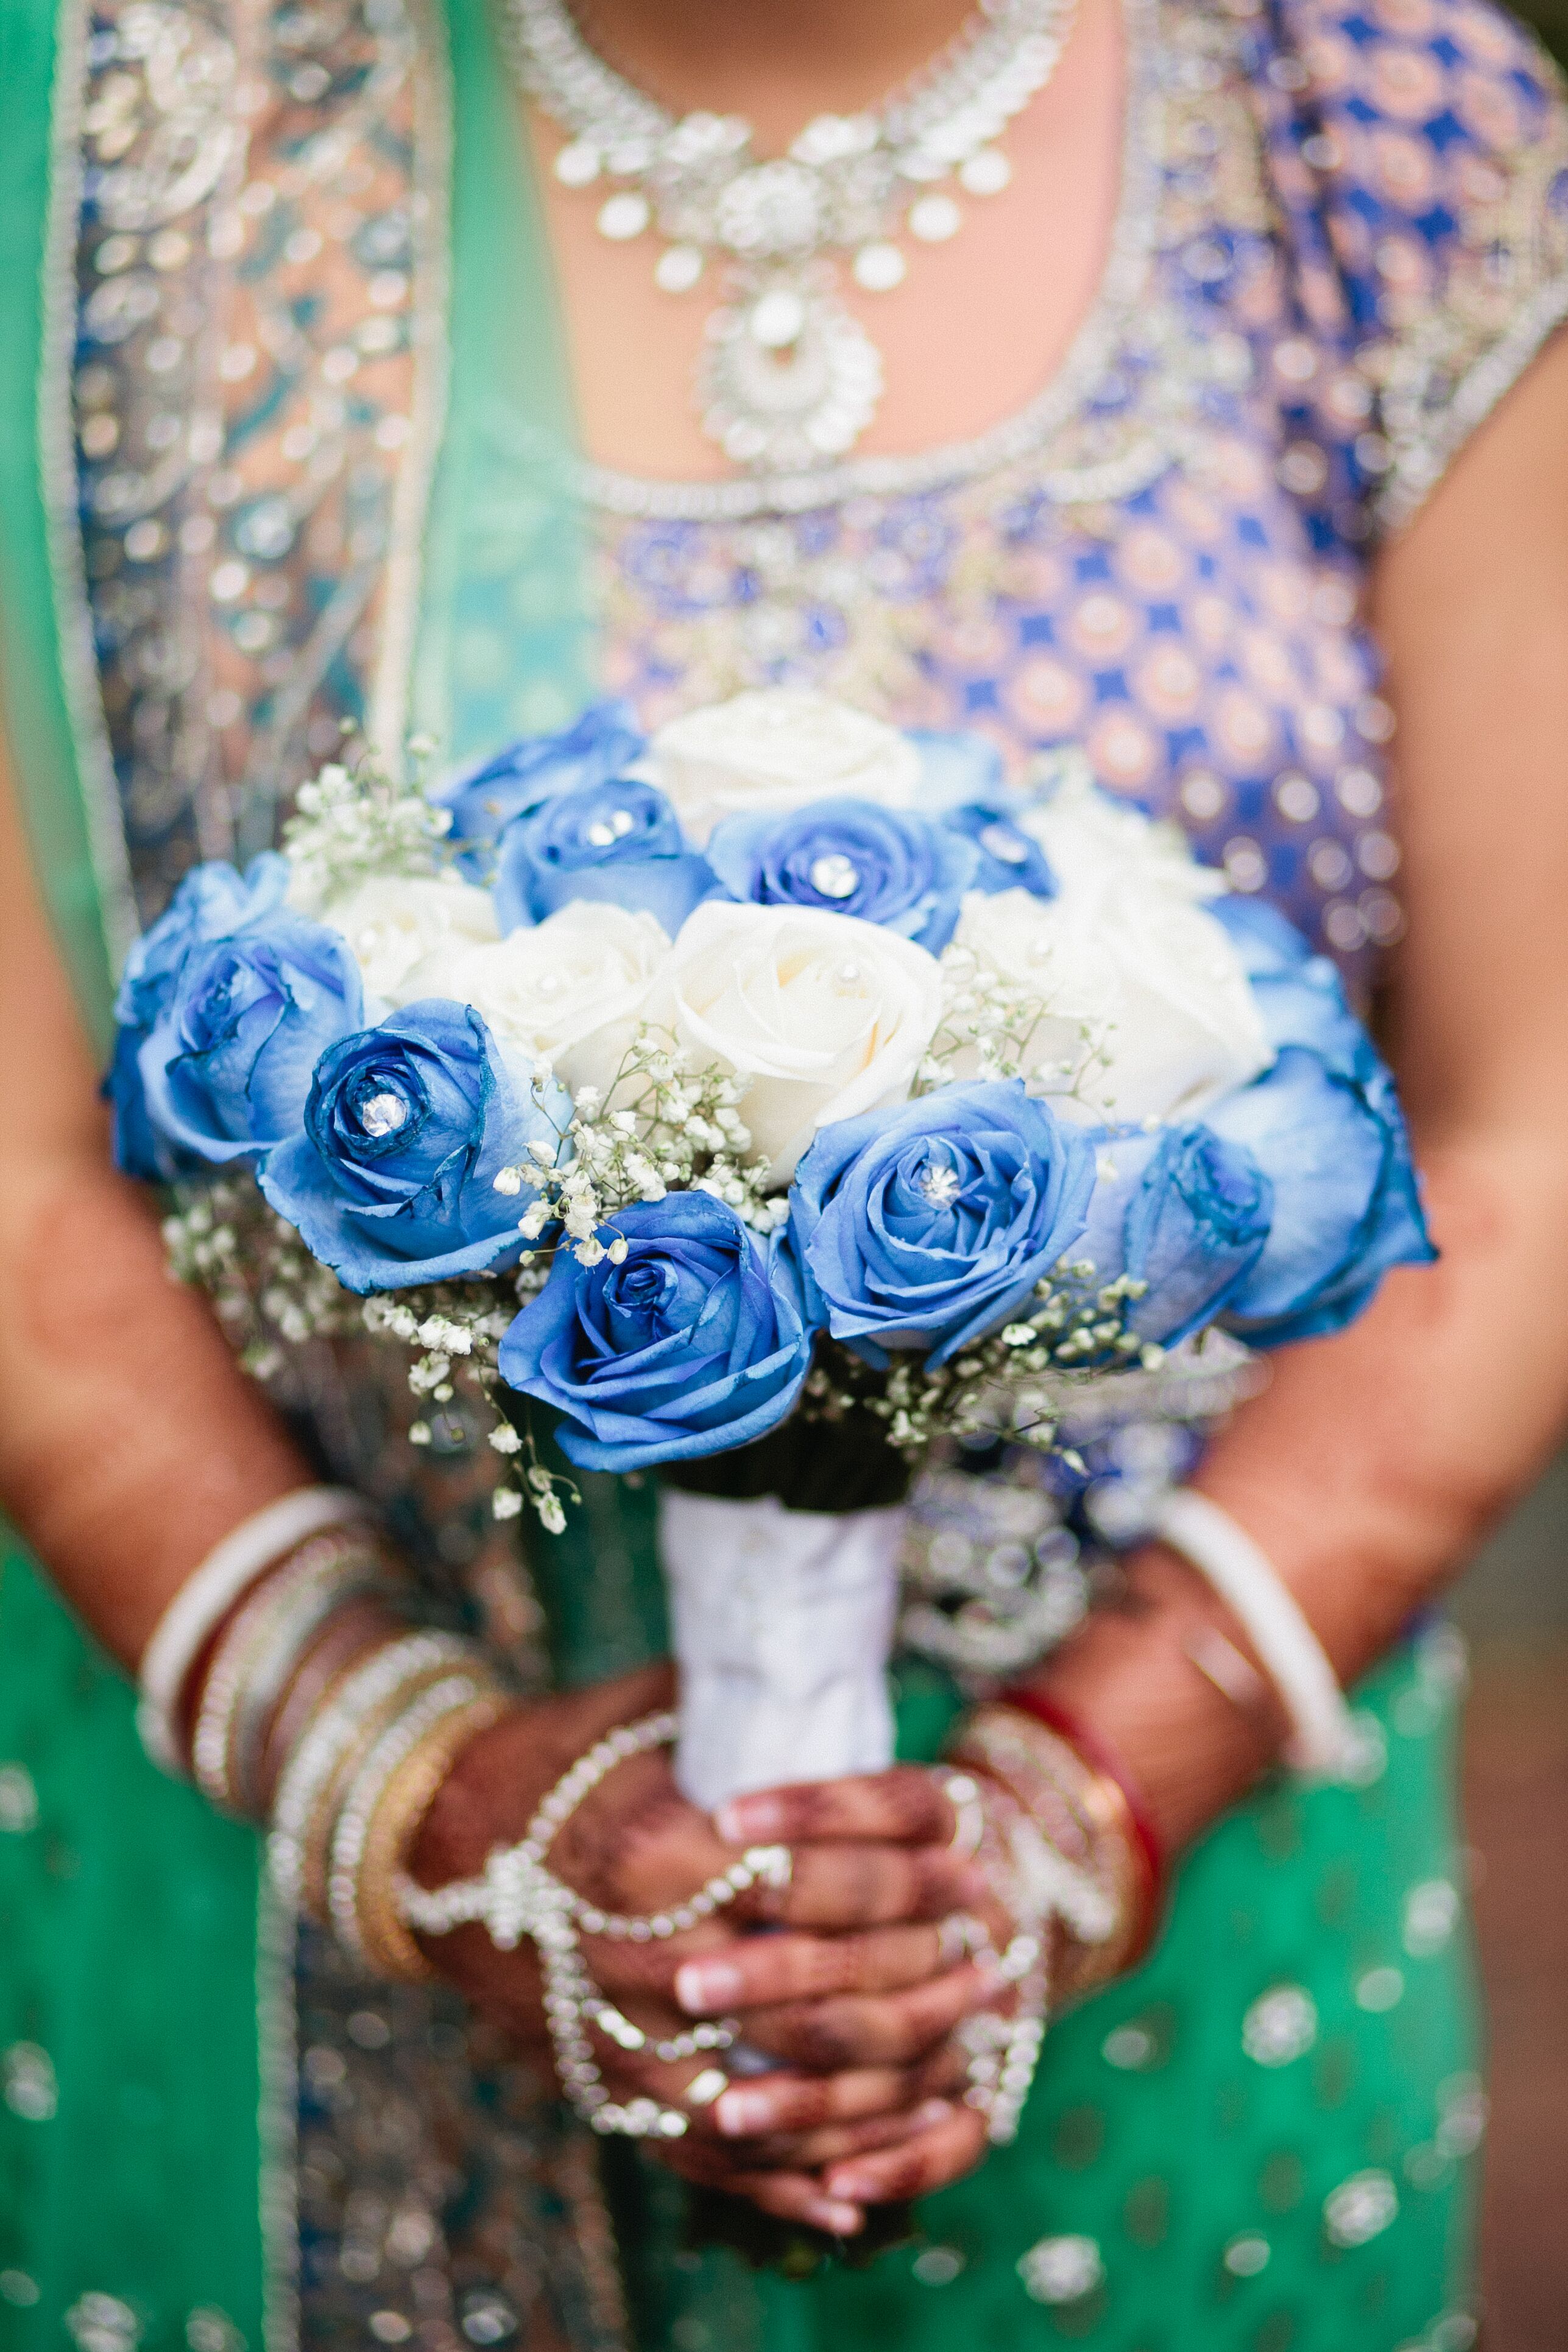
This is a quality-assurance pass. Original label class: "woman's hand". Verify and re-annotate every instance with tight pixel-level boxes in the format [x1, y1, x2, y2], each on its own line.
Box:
[411, 1668, 1006, 2231]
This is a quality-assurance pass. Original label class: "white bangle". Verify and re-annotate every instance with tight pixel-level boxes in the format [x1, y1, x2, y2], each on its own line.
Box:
[136, 1487, 370, 1775]
[1148, 1489, 1362, 1780]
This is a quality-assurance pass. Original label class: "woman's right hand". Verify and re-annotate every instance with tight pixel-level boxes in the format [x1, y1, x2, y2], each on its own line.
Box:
[409, 1665, 1008, 2232]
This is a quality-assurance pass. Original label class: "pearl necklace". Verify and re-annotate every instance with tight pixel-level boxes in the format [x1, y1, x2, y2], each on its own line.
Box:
[504, 0, 1079, 475]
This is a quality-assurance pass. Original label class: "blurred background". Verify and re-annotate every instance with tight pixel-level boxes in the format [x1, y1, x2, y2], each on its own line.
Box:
[1427, 10, 1568, 2337]
[1451, 1456, 1567, 2348]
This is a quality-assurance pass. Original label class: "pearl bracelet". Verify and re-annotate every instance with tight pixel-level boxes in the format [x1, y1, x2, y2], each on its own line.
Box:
[399, 1711, 792, 2140]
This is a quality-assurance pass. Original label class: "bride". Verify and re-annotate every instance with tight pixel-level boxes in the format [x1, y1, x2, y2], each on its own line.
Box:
[2, 0, 1566, 2342]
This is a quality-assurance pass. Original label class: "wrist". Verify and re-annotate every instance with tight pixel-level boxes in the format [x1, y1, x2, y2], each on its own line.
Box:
[1019, 1542, 1287, 1852]
[409, 1662, 677, 1891]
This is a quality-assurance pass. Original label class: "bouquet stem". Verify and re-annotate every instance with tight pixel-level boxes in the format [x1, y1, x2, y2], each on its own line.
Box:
[658, 1488, 906, 1810]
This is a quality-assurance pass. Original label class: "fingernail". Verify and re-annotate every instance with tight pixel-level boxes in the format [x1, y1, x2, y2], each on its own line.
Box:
[713, 2086, 775, 2137]
[805, 2198, 863, 2236]
[674, 1958, 744, 2015]
[914, 2097, 953, 2127]
[715, 1794, 785, 1843]
[824, 2170, 875, 2205]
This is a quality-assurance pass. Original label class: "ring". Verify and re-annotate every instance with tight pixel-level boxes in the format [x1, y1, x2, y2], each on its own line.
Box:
[936, 1769, 986, 1859]
[684, 2067, 729, 2108]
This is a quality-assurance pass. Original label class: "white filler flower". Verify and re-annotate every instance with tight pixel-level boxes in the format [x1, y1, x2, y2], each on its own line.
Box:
[646, 688, 922, 844]
[662, 899, 943, 1184]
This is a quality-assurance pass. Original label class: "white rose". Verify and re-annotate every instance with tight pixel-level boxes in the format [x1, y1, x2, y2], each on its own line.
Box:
[1021, 763, 1224, 906]
[398, 903, 670, 1098]
[662, 900, 943, 1185]
[646, 690, 922, 845]
[317, 876, 498, 1005]
[955, 880, 1270, 1126]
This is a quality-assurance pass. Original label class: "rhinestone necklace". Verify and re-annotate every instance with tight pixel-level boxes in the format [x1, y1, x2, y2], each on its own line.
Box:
[504, 0, 1079, 475]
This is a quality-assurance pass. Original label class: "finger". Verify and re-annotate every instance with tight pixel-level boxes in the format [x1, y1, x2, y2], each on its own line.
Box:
[823, 2105, 991, 2205]
[774, 2096, 964, 2171]
[716, 1767, 955, 1850]
[736, 1842, 988, 1934]
[657, 2145, 864, 2237]
[705, 2044, 967, 2142]
[738, 1961, 1000, 2070]
[670, 1923, 945, 2019]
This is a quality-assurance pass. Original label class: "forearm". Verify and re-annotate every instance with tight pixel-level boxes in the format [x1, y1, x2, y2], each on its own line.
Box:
[0, 1144, 308, 1669]
[1031, 1124, 1568, 1850]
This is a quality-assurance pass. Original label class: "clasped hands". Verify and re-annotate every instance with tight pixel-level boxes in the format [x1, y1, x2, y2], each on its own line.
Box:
[410, 1667, 1015, 2236]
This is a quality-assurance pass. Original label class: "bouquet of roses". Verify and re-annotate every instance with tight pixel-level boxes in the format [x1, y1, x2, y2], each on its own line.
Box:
[110, 690, 1432, 1809]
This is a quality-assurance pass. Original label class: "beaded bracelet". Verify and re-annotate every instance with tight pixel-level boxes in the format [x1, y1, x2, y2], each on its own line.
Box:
[399, 1711, 792, 2140]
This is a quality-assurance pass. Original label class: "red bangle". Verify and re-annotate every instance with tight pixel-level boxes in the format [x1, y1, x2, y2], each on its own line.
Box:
[998, 1683, 1167, 1966]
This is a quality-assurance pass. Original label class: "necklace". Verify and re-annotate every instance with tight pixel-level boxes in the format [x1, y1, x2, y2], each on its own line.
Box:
[504, 0, 1079, 475]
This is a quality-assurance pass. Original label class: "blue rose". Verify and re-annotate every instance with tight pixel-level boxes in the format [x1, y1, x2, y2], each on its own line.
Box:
[706, 796, 980, 952]
[938, 799, 1057, 899]
[498, 1192, 816, 1471]
[493, 777, 717, 933]
[260, 1000, 567, 1293]
[1076, 1123, 1274, 1345]
[432, 700, 646, 847]
[1205, 1042, 1435, 1346]
[139, 915, 363, 1165]
[1209, 896, 1363, 1073]
[906, 727, 1006, 811]
[789, 1079, 1097, 1368]
[108, 853, 292, 1178]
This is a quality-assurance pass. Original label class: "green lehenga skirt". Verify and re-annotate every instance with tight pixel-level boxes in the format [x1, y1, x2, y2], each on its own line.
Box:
[0, 1539, 1480, 2352]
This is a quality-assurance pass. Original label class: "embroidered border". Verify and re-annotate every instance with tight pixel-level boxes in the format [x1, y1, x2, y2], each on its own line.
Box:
[39, 0, 140, 973]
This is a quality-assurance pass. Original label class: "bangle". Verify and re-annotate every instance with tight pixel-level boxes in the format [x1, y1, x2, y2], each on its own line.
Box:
[256, 1599, 400, 1810]
[1148, 1489, 1361, 1778]
[328, 1680, 510, 1979]
[992, 1684, 1166, 1976]
[267, 1632, 480, 1918]
[189, 1530, 392, 1814]
[955, 1701, 1159, 1992]
[136, 1488, 370, 1774]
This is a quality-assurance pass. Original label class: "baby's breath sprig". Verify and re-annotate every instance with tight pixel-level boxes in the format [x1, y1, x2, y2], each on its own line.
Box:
[164, 1174, 548, 1524]
[163, 1181, 359, 1380]
[919, 944, 1110, 1109]
[798, 1261, 1160, 1461]
[492, 1025, 782, 1278]
[281, 735, 452, 911]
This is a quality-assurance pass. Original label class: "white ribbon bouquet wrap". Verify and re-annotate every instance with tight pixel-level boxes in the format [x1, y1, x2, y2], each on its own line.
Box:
[127, 690, 1435, 1831]
[659, 1488, 907, 1809]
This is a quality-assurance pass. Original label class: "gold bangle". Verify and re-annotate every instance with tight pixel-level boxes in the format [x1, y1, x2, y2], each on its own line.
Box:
[293, 1652, 482, 1921]
[353, 1692, 511, 1981]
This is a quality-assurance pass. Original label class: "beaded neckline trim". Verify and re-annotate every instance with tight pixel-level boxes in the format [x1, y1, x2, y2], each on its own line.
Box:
[577, 0, 1164, 520]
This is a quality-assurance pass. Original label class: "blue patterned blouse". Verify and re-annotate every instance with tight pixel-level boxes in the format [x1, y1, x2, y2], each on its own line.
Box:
[585, 0, 1568, 998]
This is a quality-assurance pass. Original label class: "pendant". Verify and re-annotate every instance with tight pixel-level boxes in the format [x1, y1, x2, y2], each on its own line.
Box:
[698, 271, 883, 473]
